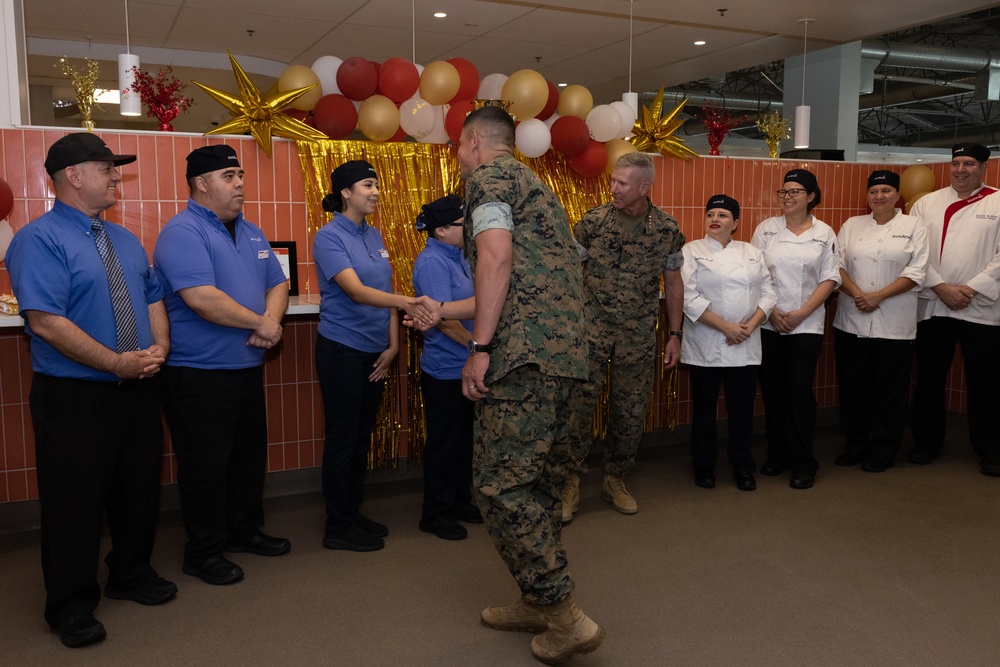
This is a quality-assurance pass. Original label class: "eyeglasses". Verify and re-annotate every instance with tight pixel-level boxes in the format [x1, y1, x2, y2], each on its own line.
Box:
[777, 188, 806, 198]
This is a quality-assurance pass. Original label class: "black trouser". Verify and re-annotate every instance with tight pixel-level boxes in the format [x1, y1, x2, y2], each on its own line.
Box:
[30, 374, 163, 627]
[759, 330, 822, 475]
[315, 335, 384, 534]
[160, 365, 268, 561]
[688, 365, 758, 473]
[912, 316, 1000, 464]
[420, 373, 474, 521]
[834, 329, 912, 462]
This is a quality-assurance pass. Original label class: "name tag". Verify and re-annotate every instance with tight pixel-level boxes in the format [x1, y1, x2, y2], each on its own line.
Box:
[379, 249, 390, 259]
[258, 250, 269, 260]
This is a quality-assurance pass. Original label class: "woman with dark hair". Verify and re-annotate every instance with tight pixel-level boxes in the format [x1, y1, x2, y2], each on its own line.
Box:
[411, 195, 481, 541]
[682, 195, 775, 491]
[751, 168, 840, 489]
[312, 160, 427, 552]
[833, 170, 927, 472]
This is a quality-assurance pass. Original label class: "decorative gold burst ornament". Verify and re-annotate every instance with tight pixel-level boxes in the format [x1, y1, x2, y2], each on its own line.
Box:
[58, 56, 102, 130]
[193, 51, 328, 157]
[756, 110, 791, 159]
[628, 87, 698, 160]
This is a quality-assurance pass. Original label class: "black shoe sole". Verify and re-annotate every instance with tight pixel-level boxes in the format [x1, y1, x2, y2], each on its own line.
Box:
[322, 537, 384, 552]
[224, 543, 291, 557]
[58, 626, 106, 648]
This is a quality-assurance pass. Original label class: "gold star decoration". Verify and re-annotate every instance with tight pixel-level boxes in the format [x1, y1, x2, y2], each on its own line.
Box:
[194, 51, 328, 157]
[628, 87, 698, 160]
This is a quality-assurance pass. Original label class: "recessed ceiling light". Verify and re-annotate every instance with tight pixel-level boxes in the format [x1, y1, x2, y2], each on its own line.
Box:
[694, 40, 706, 46]
[558, 83, 568, 87]
[434, 12, 447, 18]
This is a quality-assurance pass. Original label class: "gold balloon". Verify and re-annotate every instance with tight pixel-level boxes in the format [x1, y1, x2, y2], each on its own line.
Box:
[604, 138, 637, 173]
[906, 189, 933, 214]
[501, 69, 548, 120]
[419, 61, 461, 106]
[194, 51, 328, 157]
[278, 65, 323, 111]
[557, 84, 593, 120]
[357, 94, 400, 141]
[628, 87, 698, 160]
[900, 165, 936, 202]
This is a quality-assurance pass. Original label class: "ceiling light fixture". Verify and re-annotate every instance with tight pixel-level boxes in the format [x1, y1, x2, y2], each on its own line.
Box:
[434, 12, 447, 18]
[119, 0, 141, 116]
[794, 18, 814, 149]
[694, 40, 706, 46]
[621, 0, 638, 119]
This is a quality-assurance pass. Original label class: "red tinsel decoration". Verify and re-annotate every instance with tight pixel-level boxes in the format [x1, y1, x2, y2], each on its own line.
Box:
[126, 66, 195, 131]
[697, 103, 747, 156]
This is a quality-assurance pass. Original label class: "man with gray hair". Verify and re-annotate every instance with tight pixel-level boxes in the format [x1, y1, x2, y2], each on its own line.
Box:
[560, 151, 685, 521]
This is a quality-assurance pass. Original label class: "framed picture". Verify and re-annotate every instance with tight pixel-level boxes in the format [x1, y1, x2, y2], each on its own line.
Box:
[270, 241, 299, 296]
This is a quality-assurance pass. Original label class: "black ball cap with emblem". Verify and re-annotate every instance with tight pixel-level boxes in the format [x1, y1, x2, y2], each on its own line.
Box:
[186, 144, 241, 179]
[44, 133, 136, 176]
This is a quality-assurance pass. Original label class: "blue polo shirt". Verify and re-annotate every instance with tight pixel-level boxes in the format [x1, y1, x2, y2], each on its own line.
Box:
[313, 212, 392, 353]
[412, 238, 473, 380]
[153, 198, 286, 369]
[5, 200, 164, 381]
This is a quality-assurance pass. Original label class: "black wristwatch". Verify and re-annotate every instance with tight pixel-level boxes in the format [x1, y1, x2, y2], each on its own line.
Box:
[468, 339, 494, 355]
[668, 330, 683, 339]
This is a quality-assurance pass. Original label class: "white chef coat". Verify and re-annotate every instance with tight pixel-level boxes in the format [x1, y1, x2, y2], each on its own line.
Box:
[911, 184, 1000, 325]
[751, 215, 841, 335]
[681, 237, 776, 367]
[833, 209, 928, 340]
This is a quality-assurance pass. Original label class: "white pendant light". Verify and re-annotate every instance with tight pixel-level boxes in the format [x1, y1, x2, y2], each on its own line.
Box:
[119, 0, 141, 116]
[622, 0, 638, 120]
[794, 18, 814, 149]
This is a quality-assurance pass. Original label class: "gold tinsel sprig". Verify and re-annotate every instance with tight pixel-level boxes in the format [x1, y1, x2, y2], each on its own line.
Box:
[57, 56, 102, 127]
[755, 110, 791, 159]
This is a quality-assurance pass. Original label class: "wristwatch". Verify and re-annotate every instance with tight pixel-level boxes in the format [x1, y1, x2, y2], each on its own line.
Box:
[668, 330, 683, 338]
[467, 339, 494, 355]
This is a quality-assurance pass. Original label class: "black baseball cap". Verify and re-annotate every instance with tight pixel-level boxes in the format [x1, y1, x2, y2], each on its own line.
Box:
[783, 168, 819, 193]
[44, 133, 136, 176]
[705, 194, 740, 220]
[416, 194, 464, 232]
[186, 145, 241, 179]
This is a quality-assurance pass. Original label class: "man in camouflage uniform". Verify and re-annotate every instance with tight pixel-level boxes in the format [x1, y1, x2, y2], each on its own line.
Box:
[561, 152, 685, 522]
[457, 106, 605, 664]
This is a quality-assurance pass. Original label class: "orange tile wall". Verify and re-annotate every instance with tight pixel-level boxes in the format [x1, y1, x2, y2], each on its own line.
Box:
[0, 127, 987, 503]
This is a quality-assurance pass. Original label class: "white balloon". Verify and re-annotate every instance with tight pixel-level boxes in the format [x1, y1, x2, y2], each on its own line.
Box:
[609, 100, 637, 138]
[419, 105, 450, 144]
[478, 73, 508, 100]
[543, 112, 560, 129]
[586, 104, 622, 143]
[311, 55, 343, 96]
[514, 119, 551, 158]
[399, 97, 436, 139]
[0, 220, 13, 263]
[415, 63, 425, 76]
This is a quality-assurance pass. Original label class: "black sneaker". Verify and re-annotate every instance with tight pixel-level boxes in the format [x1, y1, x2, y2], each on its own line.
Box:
[55, 614, 106, 648]
[420, 514, 468, 540]
[105, 575, 178, 605]
[324, 524, 385, 552]
[355, 514, 389, 537]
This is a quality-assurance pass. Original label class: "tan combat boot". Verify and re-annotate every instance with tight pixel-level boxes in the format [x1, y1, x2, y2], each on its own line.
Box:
[601, 473, 638, 514]
[560, 473, 580, 523]
[530, 596, 605, 664]
[481, 596, 549, 633]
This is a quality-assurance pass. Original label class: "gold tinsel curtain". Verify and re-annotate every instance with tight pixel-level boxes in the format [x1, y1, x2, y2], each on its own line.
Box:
[295, 140, 671, 470]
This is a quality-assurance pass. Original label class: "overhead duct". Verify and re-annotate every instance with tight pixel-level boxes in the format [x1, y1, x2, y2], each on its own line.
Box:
[860, 39, 1000, 73]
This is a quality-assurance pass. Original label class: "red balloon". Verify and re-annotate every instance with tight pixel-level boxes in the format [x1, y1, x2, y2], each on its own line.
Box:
[378, 60, 420, 104]
[445, 99, 476, 144]
[571, 140, 608, 179]
[0, 177, 13, 221]
[447, 58, 480, 104]
[313, 94, 358, 139]
[337, 57, 378, 101]
[284, 108, 308, 122]
[550, 116, 590, 156]
[536, 80, 559, 121]
[389, 125, 408, 142]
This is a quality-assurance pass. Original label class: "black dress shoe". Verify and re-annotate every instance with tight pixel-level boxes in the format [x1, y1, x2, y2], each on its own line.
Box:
[835, 452, 865, 467]
[861, 458, 893, 473]
[789, 472, 815, 489]
[183, 555, 245, 585]
[906, 448, 941, 465]
[225, 531, 291, 557]
[324, 524, 385, 552]
[355, 514, 389, 537]
[105, 576, 178, 605]
[55, 614, 106, 648]
[694, 469, 716, 489]
[419, 514, 468, 541]
[759, 462, 787, 476]
[448, 501, 484, 524]
[733, 470, 757, 491]
[980, 459, 1000, 477]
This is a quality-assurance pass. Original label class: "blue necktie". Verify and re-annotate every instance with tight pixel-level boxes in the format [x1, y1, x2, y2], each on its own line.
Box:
[91, 218, 140, 353]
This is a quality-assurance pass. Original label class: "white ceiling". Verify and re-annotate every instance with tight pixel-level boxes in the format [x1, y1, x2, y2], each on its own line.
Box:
[20, 0, 1000, 134]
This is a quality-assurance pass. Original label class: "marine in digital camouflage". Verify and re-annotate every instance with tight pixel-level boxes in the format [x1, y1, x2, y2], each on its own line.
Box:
[566, 200, 685, 475]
